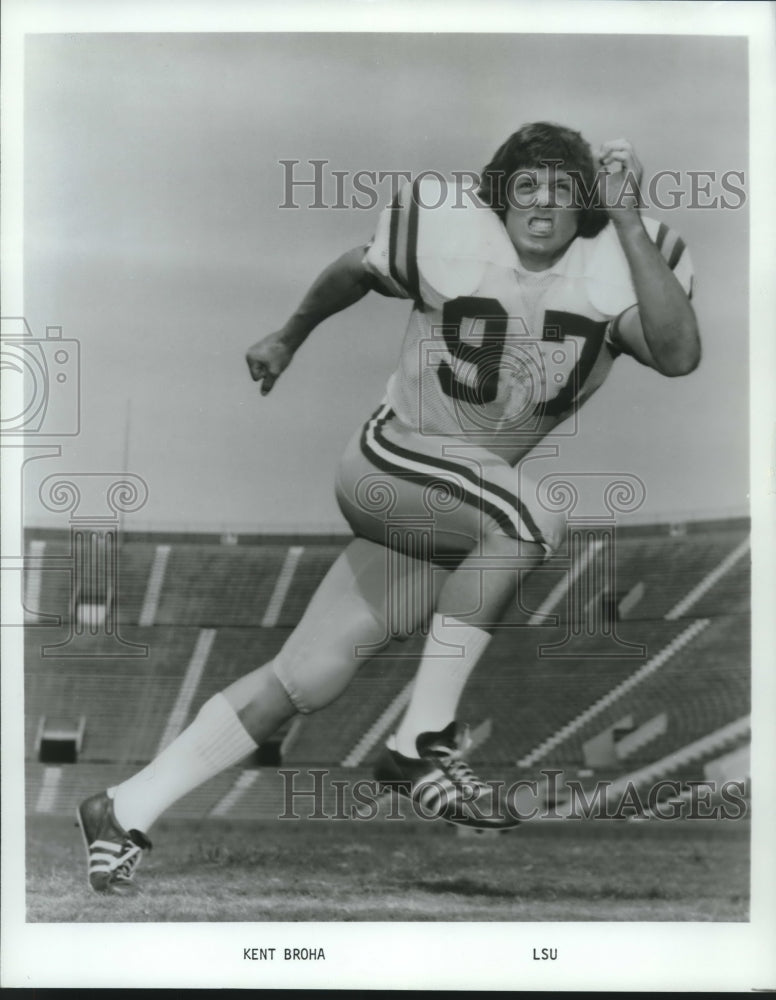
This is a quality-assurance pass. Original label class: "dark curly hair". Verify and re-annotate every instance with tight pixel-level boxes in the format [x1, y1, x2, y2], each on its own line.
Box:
[478, 122, 609, 239]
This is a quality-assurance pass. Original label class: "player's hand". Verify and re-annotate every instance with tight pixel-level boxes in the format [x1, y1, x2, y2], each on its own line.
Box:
[596, 139, 644, 219]
[245, 330, 295, 396]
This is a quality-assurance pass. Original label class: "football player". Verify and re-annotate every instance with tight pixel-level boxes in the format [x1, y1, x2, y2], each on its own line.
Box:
[77, 123, 699, 893]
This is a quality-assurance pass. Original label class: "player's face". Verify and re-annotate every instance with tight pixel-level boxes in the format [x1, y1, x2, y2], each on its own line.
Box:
[503, 167, 580, 271]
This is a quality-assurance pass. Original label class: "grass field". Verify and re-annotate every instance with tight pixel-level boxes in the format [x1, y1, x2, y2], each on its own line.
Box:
[26, 813, 749, 923]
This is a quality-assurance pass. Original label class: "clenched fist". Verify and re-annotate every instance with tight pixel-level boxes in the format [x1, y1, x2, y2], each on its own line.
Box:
[245, 330, 295, 396]
[596, 138, 644, 217]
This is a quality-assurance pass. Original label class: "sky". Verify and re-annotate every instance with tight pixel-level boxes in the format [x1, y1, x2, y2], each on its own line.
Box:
[19, 31, 749, 533]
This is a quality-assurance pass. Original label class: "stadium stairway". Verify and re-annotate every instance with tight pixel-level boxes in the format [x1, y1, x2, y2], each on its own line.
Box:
[550, 714, 751, 818]
[508, 611, 749, 771]
[513, 618, 712, 768]
[486, 527, 750, 770]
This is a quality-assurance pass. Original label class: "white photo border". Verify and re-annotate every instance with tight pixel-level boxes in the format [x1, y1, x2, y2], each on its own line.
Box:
[2, 0, 775, 990]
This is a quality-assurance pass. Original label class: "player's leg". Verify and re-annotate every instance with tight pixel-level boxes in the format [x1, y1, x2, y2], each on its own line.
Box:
[225, 536, 435, 722]
[78, 536, 434, 893]
[101, 539, 425, 837]
[338, 406, 563, 827]
[342, 405, 560, 754]
[378, 531, 548, 830]
[392, 532, 545, 758]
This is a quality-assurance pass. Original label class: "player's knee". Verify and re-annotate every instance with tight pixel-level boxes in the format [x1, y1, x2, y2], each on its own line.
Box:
[509, 467, 567, 560]
[272, 652, 360, 715]
[537, 507, 566, 559]
[478, 529, 554, 568]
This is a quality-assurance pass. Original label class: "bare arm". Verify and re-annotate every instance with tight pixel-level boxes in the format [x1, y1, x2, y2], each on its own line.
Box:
[246, 245, 376, 395]
[600, 140, 701, 377]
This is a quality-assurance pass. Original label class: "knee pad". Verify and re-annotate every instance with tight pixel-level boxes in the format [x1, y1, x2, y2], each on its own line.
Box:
[273, 642, 363, 715]
[269, 543, 393, 714]
[271, 538, 438, 713]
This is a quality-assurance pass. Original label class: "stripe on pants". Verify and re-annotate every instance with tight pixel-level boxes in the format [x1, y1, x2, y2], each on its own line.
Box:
[360, 404, 547, 549]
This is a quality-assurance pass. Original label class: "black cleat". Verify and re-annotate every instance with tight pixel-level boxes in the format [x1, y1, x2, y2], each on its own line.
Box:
[374, 722, 520, 830]
[76, 792, 152, 895]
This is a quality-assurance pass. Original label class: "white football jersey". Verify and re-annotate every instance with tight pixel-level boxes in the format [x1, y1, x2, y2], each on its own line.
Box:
[364, 176, 693, 456]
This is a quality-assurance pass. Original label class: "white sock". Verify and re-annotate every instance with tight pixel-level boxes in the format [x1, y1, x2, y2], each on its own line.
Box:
[393, 614, 491, 758]
[109, 692, 258, 833]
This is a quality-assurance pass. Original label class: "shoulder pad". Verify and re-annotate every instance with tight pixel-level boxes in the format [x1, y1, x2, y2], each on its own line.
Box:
[583, 217, 693, 315]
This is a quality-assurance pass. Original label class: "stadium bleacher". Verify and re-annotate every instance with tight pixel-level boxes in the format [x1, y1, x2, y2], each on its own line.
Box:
[532, 614, 750, 769]
[21, 518, 751, 818]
